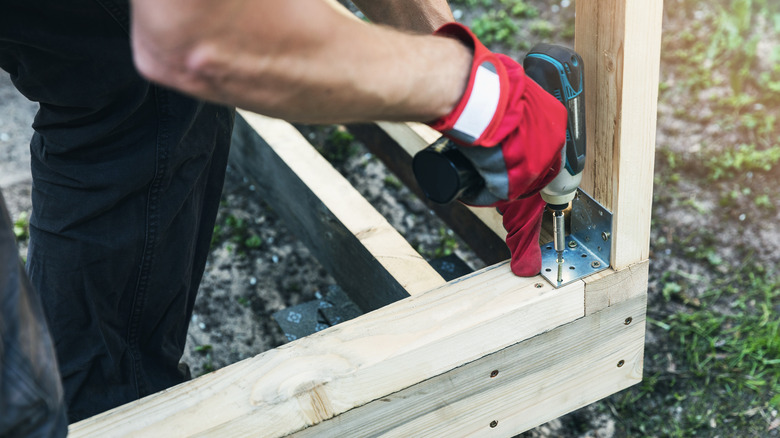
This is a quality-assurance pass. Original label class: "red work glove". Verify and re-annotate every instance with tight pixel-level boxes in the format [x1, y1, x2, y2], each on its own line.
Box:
[497, 195, 546, 276]
[428, 22, 567, 276]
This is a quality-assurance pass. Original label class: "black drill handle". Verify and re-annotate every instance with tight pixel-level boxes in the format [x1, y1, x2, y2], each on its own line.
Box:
[412, 137, 482, 204]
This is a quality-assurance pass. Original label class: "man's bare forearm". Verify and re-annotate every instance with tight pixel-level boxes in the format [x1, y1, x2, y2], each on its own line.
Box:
[351, 0, 454, 33]
[130, 0, 470, 124]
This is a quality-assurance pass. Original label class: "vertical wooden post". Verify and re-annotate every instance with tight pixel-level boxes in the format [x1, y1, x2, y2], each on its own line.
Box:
[575, 0, 663, 270]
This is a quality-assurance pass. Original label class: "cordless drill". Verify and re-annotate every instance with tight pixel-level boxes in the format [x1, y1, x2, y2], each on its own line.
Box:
[413, 43, 586, 281]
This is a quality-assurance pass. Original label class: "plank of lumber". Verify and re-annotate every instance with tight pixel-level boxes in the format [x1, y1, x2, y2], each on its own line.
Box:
[292, 294, 646, 437]
[347, 123, 510, 265]
[68, 264, 585, 437]
[575, 0, 663, 269]
[229, 112, 445, 311]
[583, 259, 649, 315]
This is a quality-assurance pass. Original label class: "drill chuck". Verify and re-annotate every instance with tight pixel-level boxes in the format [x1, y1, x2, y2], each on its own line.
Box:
[552, 209, 566, 254]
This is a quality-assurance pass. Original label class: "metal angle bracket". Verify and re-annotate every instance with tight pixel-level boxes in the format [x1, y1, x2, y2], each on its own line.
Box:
[540, 189, 612, 288]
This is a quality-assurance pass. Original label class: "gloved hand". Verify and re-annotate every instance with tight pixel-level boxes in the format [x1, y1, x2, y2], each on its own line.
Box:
[428, 22, 567, 276]
[428, 22, 566, 205]
[496, 195, 546, 276]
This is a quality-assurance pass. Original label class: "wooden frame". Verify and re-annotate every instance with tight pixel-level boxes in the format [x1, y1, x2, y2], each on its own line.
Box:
[70, 0, 663, 435]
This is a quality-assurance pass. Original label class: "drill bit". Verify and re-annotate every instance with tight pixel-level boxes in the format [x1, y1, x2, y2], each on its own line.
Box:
[556, 257, 563, 283]
[553, 210, 565, 283]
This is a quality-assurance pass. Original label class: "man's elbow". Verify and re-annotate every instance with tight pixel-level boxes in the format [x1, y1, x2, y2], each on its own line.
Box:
[131, 35, 216, 98]
[131, 40, 167, 85]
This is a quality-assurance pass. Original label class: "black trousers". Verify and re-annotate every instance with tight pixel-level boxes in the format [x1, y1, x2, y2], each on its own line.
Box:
[0, 0, 234, 423]
[0, 191, 67, 437]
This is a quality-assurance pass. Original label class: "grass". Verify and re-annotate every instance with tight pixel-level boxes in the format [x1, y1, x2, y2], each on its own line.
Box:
[412, 226, 460, 261]
[13, 211, 29, 242]
[671, 273, 778, 397]
[665, 0, 780, 142]
[611, 264, 779, 436]
[383, 174, 403, 190]
[705, 144, 780, 181]
[433, 227, 459, 258]
[211, 213, 263, 254]
[194, 344, 215, 376]
[320, 125, 358, 164]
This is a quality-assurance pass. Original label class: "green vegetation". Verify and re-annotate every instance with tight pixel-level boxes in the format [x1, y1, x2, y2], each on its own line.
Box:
[13, 211, 29, 242]
[449, 0, 493, 8]
[614, 265, 779, 436]
[412, 227, 460, 261]
[705, 0, 780, 96]
[193, 344, 212, 353]
[529, 19, 554, 39]
[754, 193, 773, 210]
[500, 0, 539, 19]
[671, 276, 778, 401]
[433, 227, 459, 258]
[211, 214, 263, 254]
[666, 0, 780, 95]
[383, 174, 403, 190]
[705, 144, 780, 181]
[194, 344, 215, 376]
[450, 0, 539, 19]
[320, 126, 358, 164]
[471, 10, 519, 46]
[560, 16, 576, 40]
[450, 0, 575, 50]
[245, 234, 263, 249]
[664, 0, 780, 155]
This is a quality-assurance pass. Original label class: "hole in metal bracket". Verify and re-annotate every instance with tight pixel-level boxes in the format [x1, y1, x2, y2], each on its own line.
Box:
[539, 189, 612, 288]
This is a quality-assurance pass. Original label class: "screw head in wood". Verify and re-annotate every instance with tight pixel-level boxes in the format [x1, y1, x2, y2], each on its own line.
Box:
[490, 370, 499, 378]
[535, 283, 543, 288]
[617, 360, 625, 367]
[490, 420, 498, 428]
[624, 317, 633, 325]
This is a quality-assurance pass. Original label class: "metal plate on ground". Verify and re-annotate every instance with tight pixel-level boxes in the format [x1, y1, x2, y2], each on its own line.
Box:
[540, 189, 612, 288]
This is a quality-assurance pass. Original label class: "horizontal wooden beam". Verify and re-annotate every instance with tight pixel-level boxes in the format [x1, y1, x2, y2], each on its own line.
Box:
[293, 294, 645, 437]
[229, 112, 445, 311]
[69, 264, 586, 437]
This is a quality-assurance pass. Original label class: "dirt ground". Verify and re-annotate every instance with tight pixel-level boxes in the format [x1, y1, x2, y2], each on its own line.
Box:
[2, 0, 779, 436]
